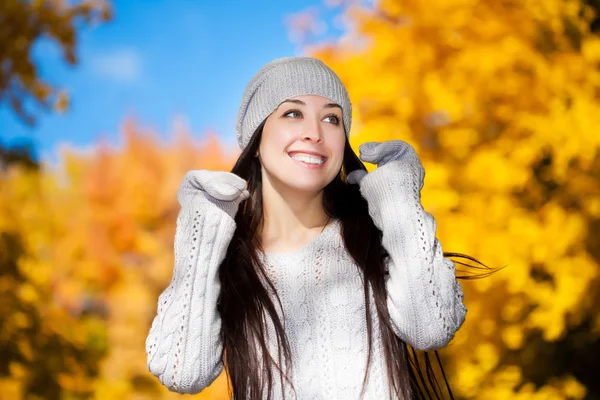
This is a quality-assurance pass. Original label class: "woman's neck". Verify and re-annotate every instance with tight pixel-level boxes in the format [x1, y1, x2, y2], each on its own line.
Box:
[259, 183, 330, 252]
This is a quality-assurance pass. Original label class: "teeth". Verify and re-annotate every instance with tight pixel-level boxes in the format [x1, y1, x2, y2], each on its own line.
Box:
[290, 153, 325, 165]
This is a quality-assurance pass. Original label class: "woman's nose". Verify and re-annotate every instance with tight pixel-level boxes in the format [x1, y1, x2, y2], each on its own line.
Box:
[301, 118, 323, 142]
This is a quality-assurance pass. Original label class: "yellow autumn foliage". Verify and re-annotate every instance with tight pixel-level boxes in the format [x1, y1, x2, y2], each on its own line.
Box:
[0, 121, 238, 399]
[1, 0, 599, 399]
[309, 0, 600, 397]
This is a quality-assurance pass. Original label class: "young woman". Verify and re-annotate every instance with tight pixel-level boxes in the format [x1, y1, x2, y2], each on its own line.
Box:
[146, 56, 484, 399]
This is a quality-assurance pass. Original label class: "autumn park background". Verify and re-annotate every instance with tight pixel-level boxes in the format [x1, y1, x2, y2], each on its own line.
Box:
[2, 0, 600, 399]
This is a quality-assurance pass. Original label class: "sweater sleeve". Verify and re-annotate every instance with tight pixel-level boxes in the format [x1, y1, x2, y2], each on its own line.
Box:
[145, 189, 236, 394]
[357, 160, 467, 351]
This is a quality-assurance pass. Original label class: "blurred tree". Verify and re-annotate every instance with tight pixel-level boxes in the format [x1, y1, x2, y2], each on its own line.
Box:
[307, 0, 600, 398]
[584, 0, 600, 32]
[0, 140, 38, 171]
[0, 0, 111, 126]
[0, 148, 108, 399]
[0, 118, 239, 399]
[0, 2, 113, 399]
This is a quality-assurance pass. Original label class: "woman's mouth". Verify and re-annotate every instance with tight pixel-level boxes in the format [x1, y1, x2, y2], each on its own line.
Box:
[288, 152, 327, 169]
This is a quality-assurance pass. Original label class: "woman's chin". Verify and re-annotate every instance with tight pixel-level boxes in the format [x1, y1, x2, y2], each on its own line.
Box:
[263, 166, 336, 195]
[284, 179, 330, 194]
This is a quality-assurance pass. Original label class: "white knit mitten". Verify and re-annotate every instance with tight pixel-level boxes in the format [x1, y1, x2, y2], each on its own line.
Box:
[347, 140, 423, 185]
[177, 170, 249, 219]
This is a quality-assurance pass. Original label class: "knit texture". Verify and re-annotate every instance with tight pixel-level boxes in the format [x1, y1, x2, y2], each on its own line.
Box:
[145, 192, 235, 394]
[145, 161, 467, 398]
[357, 160, 467, 349]
[255, 219, 390, 399]
[235, 57, 352, 150]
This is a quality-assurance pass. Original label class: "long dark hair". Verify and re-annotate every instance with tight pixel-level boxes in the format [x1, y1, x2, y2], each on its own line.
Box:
[217, 122, 497, 399]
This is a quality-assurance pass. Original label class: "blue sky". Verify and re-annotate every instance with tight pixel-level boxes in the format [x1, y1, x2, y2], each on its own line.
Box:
[0, 1, 346, 164]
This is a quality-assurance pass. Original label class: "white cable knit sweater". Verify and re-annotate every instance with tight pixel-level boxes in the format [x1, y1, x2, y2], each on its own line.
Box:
[145, 160, 467, 399]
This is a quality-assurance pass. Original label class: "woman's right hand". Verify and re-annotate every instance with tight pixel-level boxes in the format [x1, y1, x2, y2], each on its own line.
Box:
[177, 170, 250, 219]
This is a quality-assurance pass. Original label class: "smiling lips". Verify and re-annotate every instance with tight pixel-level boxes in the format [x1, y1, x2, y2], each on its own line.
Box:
[288, 151, 327, 168]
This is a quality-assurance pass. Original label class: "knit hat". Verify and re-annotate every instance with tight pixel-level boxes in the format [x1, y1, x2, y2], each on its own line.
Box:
[235, 56, 352, 150]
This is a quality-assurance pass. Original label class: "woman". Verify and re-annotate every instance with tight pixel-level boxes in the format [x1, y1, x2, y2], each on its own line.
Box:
[146, 56, 482, 399]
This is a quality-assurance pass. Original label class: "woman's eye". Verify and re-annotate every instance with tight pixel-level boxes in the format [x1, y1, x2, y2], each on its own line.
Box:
[324, 114, 340, 125]
[283, 110, 302, 118]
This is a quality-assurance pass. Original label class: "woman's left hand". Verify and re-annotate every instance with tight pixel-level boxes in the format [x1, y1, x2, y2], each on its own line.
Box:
[347, 140, 422, 185]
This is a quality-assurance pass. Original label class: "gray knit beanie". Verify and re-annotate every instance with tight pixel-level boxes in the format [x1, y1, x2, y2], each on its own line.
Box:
[235, 56, 352, 150]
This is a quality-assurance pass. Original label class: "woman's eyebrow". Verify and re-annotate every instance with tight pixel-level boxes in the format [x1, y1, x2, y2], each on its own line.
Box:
[280, 99, 305, 106]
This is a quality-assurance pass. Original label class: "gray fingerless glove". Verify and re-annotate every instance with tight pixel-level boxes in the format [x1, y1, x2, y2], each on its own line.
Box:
[177, 170, 250, 220]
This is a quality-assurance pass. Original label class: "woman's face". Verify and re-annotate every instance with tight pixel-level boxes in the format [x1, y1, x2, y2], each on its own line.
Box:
[258, 94, 346, 195]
